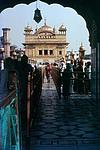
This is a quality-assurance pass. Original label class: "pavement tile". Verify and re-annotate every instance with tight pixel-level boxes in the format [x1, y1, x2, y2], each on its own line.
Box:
[30, 145, 78, 150]
[30, 76, 100, 149]
[78, 145, 100, 150]
[39, 134, 59, 139]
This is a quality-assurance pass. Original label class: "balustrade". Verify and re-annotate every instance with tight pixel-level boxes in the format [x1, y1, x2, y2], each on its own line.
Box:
[0, 66, 43, 150]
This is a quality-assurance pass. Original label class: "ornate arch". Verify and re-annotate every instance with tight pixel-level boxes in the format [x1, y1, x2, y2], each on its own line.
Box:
[0, 0, 99, 43]
[0, 0, 100, 102]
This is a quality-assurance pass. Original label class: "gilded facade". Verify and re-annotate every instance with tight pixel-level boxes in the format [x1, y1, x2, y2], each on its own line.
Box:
[23, 22, 69, 64]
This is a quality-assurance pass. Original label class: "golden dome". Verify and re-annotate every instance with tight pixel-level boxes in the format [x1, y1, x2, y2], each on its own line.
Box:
[37, 22, 53, 34]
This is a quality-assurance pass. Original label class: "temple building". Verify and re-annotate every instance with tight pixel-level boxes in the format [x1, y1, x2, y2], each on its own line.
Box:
[23, 22, 69, 64]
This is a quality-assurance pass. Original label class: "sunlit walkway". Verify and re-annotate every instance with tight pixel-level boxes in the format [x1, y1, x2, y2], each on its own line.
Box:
[30, 76, 100, 150]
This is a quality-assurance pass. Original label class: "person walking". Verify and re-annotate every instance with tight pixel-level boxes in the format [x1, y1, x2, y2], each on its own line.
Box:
[77, 61, 84, 94]
[62, 63, 72, 100]
[45, 64, 51, 83]
[84, 62, 91, 94]
[73, 60, 78, 93]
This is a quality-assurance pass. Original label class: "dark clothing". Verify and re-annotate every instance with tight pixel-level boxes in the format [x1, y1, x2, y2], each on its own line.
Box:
[77, 65, 84, 94]
[15, 60, 33, 138]
[84, 66, 90, 94]
[45, 65, 50, 82]
[16, 60, 33, 110]
[62, 67, 72, 99]
[73, 65, 78, 92]
[17, 61, 32, 87]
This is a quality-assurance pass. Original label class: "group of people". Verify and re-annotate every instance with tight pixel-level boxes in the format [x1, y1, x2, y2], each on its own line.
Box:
[0, 57, 91, 104]
[60, 60, 91, 99]
[40, 59, 91, 100]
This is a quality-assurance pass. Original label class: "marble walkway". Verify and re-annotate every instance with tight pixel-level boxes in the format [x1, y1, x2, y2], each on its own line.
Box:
[30, 76, 100, 150]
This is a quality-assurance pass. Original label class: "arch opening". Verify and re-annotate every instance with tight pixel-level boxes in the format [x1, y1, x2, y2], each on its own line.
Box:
[0, 0, 99, 103]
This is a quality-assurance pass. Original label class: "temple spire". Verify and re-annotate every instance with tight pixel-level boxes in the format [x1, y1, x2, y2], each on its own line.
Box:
[44, 18, 47, 25]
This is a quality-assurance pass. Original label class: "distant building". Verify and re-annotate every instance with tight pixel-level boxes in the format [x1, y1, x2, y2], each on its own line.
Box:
[23, 22, 69, 64]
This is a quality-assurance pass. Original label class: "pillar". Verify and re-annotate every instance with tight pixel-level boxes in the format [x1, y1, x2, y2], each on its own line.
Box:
[2, 28, 11, 58]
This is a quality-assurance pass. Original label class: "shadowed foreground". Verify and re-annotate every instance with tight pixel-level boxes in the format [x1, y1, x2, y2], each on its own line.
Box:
[30, 76, 100, 150]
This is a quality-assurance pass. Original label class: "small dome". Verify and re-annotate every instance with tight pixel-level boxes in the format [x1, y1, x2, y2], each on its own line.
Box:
[24, 25, 32, 32]
[59, 24, 66, 31]
[79, 43, 85, 51]
[37, 23, 53, 34]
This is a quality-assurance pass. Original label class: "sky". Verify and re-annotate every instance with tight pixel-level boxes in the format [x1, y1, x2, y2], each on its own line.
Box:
[0, 1, 91, 54]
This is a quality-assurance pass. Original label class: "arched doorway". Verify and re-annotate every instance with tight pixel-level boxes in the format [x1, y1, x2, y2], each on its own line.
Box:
[0, 1, 100, 150]
[0, 0, 99, 104]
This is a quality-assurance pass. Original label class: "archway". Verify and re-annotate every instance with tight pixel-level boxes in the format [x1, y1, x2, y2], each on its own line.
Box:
[0, 0, 99, 104]
[0, 1, 100, 150]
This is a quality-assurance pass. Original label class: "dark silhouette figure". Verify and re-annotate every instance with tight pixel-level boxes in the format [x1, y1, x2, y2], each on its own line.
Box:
[77, 62, 84, 94]
[16, 55, 33, 150]
[45, 64, 51, 83]
[62, 63, 72, 99]
[0, 57, 16, 101]
[84, 62, 91, 94]
[73, 60, 78, 93]
[16, 55, 32, 122]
